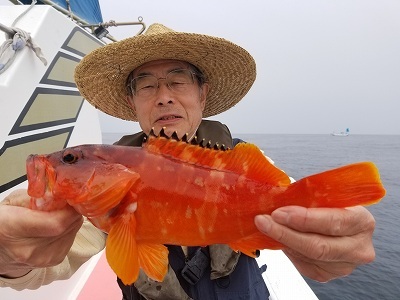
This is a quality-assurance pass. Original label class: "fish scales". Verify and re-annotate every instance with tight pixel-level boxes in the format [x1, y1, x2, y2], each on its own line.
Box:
[132, 157, 275, 245]
[26, 134, 386, 285]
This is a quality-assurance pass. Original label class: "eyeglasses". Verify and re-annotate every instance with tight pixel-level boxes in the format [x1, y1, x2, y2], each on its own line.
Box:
[128, 69, 199, 98]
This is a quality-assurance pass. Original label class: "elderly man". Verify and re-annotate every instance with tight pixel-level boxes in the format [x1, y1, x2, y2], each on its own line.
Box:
[1, 24, 376, 299]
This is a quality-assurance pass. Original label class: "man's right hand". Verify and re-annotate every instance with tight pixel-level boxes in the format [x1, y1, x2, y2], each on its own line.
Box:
[0, 189, 83, 278]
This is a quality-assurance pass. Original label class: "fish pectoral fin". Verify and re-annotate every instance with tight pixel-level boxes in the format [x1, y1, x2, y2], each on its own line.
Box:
[137, 243, 169, 282]
[229, 232, 284, 257]
[106, 213, 139, 285]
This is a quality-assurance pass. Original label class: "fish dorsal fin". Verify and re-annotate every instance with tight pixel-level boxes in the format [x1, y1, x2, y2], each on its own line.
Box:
[143, 134, 291, 186]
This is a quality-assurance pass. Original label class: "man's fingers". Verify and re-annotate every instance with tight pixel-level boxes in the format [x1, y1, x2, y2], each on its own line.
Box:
[1, 204, 82, 238]
[255, 206, 377, 282]
[283, 248, 357, 282]
[2, 189, 31, 208]
[21, 206, 83, 237]
[2, 189, 83, 237]
[254, 214, 364, 262]
[270, 206, 375, 237]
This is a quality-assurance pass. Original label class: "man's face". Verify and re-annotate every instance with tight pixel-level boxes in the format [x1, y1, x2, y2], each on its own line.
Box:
[126, 60, 209, 139]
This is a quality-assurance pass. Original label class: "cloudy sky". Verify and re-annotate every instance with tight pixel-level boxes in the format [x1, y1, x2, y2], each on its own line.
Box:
[95, 0, 399, 135]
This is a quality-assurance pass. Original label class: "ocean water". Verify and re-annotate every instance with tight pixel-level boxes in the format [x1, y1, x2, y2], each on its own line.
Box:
[236, 134, 400, 300]
[103, 133, 400, 300]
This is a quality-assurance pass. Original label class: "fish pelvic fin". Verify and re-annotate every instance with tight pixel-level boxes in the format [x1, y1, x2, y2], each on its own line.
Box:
[106, 213, 169, 284]
[280, 162, 386, 208]
[106, 212, 139, 285]
[229, 232, 284, 257]
[144, 135, 291, 186]
[137, 243, 169, 282]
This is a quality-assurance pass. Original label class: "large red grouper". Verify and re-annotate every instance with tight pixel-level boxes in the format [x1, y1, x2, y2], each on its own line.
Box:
[26, 132, 386, 284]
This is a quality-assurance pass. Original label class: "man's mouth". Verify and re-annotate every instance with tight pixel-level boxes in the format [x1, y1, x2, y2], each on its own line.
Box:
[157, 115, 182, 121]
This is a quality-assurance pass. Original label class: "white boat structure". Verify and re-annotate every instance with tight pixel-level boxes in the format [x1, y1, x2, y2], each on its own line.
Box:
[0, 1, 318, 299]
[331, 128, 350, 136]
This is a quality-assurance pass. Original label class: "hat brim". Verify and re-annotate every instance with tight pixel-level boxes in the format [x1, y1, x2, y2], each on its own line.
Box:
[75, 31, 256, 121]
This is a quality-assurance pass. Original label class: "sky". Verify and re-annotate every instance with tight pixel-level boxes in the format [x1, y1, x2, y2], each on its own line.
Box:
[12, 0, 400, 134]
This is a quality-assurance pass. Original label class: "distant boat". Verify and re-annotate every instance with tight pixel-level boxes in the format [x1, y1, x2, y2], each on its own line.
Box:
[331, 128, 350, 136]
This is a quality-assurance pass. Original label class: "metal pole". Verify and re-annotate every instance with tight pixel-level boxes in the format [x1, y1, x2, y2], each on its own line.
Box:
[0, 23, 15, 36]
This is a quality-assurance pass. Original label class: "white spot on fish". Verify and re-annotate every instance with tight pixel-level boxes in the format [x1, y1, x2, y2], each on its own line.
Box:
[161, 228, 168, 236]
[126, 202, 137, 213]
[194, 177, 204, 187]
[242, 161, 249, 172]
[150, 201, 163, 209]
[237, 175, 247, 187]
[164, 165, 175, 172]
[222, 183, 230, 190]
[35, 198, 45, 208]
[185, 206, 192, 218]
[211, 158, 222, 168]
[210, 170, 225, 181]
[206, 206, 219, 233]
[198, 226, 206, 239]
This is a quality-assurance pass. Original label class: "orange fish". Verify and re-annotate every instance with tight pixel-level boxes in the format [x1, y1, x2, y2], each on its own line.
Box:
[26, 133, 386, 285]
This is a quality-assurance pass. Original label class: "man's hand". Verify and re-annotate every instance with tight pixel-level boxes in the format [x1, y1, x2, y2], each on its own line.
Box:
[255, 205, 375, 282]
[0, 189, 83, 278]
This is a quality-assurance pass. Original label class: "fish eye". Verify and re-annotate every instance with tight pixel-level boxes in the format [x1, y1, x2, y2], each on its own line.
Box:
[61, 149, 81, 164]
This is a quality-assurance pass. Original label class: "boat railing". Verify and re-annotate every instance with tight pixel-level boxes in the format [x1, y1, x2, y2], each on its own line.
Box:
[81, 17, 146, 42]
[7, 0, 146, 42]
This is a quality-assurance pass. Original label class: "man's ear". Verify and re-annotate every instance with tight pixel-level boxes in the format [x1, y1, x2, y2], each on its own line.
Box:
[126, 95, 135, 111]
[200, 83, 209, 111]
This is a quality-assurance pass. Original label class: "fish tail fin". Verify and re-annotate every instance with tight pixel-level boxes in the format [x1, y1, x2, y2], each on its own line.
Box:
[279, 162, 386, 208]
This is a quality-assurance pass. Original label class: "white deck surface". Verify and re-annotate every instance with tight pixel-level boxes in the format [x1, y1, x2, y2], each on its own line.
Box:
[257, 249, 319, 299]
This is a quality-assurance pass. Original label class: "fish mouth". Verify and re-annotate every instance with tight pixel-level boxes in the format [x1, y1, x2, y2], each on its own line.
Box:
[26, 155, 48, 198]
[26, 155, 57, 210]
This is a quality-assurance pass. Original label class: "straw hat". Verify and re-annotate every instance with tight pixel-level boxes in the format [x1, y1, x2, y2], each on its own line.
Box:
[74, 23, 256, 121]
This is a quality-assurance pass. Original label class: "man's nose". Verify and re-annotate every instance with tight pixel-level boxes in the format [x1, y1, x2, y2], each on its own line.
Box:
[156, 80, 174, 104]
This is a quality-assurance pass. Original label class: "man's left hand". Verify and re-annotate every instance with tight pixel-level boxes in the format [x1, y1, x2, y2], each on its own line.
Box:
[254, 206, 376, 282]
